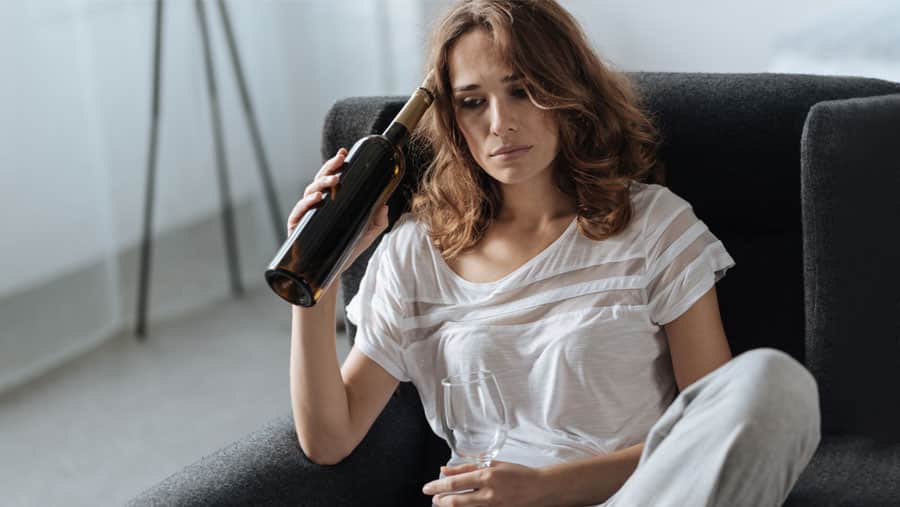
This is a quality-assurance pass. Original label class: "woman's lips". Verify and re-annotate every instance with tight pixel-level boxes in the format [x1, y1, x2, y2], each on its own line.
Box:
[490, 146, 532, 160]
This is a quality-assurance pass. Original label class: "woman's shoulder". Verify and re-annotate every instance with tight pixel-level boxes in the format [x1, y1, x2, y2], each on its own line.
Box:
[375, 212, 433, 266]
[385, 212, 430, 245]
[630, 180, 681, 203]
[627, 181, 697, 243]
[630, 181, 692, 219]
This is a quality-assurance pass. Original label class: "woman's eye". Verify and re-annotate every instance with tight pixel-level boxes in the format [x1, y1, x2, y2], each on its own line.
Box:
[512, 88, 528, 98]
[459, 98, 484, 109]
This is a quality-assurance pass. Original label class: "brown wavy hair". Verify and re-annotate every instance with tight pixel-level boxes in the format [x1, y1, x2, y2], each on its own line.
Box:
[410, 0, 663, 261]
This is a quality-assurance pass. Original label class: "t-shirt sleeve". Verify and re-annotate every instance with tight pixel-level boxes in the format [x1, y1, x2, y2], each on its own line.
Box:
[644, 187, 736, 326]
[344, 239, 410, 382]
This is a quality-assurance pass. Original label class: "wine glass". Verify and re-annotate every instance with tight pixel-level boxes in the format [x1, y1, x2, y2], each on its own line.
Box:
[440, 370, 509, 470]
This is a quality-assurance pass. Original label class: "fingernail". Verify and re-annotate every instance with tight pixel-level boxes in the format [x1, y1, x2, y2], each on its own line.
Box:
[422, 484, 435, 494]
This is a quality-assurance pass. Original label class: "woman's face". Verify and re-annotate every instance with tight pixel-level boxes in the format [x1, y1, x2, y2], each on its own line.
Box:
[448, 29, 559, 187]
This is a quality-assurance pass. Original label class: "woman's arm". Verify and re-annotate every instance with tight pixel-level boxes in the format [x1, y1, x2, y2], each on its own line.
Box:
[664, 285, 732, 391]
[291, 284, 400, 465]
[288, 149, 400, 465]
[539, 441, 644, 506]
[290, 285, 354, 463]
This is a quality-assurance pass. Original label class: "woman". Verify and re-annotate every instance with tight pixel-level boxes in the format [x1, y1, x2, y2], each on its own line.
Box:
[287, 1, 821, 505]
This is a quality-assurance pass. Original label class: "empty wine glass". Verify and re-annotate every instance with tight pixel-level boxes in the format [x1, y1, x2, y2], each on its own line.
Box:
[441, 370, 508, 469]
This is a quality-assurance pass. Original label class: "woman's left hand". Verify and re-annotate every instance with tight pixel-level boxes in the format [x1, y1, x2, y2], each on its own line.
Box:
[423, 460, 552, 507]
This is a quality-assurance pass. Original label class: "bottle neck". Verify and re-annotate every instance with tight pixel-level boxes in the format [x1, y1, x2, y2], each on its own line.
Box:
[382, 77, 435, 147]
[382, 122, 410, 147]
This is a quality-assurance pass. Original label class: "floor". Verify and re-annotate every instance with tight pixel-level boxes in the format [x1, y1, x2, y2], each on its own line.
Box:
[0, 284, 350, 506]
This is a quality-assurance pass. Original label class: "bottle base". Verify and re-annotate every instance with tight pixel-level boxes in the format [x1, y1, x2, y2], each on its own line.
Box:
[265, 269, 316, 307]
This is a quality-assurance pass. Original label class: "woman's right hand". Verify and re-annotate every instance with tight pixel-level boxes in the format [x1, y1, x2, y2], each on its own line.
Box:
[286, 147, 390, 270]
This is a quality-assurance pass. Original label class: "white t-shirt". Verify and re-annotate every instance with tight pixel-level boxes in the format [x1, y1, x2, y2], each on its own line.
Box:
[346, 181, 735, 472]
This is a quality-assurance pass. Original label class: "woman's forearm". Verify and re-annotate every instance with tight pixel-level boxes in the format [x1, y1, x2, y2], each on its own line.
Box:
[289, 283, 353, 464]
[539, 441, 644, 506]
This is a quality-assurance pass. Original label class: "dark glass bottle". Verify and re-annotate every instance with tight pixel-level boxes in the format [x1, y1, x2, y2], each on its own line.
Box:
[265, 72, 434, 307]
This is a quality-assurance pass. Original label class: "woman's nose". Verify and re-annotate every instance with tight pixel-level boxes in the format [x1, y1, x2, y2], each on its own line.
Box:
[489, 100, 518, 135]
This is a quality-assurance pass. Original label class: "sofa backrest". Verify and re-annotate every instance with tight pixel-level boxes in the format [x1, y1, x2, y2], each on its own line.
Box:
[330, 72, 900, 367]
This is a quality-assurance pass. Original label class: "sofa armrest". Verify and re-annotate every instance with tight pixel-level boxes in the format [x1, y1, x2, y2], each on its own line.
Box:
[801, 92, 900, 441]
[129, 385, 433, 507]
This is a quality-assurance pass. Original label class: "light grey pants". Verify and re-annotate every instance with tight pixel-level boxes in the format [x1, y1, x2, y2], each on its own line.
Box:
[605, 347, 821, 507]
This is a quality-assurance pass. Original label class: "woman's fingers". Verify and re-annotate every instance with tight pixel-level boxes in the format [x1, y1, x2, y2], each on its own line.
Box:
[306, 147, 346, 197]
[286, 191, 325, 234]
[288, 148, 348, 234]
[424, 469, 483, 498]
[314, 147, 348, 180]
[432, 488, 491, 507]
[360, 205, 389, 244]
[426, 468, 482, 493]
[303, 172, 342, 198]
[440, 463, 479, 476]
[372, 204, 389, 230]
[287, 151, 388, 262]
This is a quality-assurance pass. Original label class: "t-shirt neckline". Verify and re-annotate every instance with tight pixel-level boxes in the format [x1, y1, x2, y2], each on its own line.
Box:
[435, 216, 579, 289]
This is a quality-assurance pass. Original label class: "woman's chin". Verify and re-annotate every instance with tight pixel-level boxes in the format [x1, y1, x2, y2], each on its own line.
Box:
[487, 172, 523, 186]
[485, 165, 544, 186]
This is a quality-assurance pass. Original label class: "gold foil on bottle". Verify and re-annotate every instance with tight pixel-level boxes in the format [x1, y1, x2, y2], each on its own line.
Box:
[394, 70, 435, 132]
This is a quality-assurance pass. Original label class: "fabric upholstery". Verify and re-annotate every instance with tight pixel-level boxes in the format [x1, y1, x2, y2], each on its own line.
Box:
[129, 386, 434, 506]
[786, 436, 900, 506]
[800, 93, 900, 442]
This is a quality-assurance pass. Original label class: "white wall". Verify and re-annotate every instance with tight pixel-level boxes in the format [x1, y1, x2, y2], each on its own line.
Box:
[562, 0, 885, 73]
[1, 2, 116, 296]
[422, 0, 894, 76]
[0, 0, 430, 393]
[1, 0, 429, 298]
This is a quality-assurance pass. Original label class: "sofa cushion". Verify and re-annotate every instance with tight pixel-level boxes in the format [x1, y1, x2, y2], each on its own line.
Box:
[786, 435, 900, 506]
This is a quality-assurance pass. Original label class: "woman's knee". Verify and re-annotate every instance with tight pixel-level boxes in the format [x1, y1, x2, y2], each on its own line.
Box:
[730, 349, 821, 434]
[738, 347, 811, 380]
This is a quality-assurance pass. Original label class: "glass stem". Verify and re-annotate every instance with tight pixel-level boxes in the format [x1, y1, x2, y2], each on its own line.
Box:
[476, 456, 492, 469]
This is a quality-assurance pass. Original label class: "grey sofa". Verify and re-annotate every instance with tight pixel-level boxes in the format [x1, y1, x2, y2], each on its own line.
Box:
[131, 73, 900, 506]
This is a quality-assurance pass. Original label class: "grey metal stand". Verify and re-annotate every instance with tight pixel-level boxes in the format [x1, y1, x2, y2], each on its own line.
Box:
[136, 0, 284, 339]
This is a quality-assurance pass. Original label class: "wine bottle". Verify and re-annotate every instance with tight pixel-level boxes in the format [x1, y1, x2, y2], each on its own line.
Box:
[265, 72, 435, 307]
